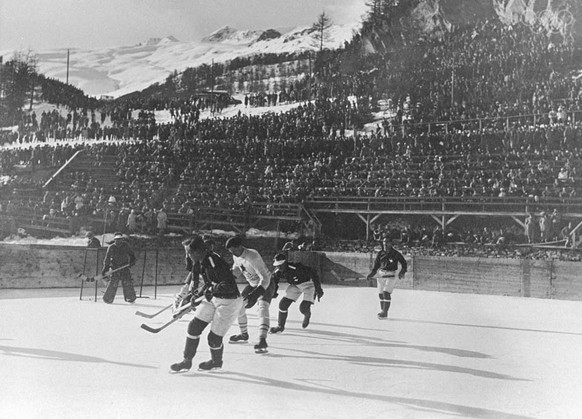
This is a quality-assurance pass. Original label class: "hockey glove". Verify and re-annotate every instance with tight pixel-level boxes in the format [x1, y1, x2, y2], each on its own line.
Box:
[315, 288, 324, 302]
[101, 268, 108, 277]
[173, 284, 190, 312]
[245, 286, 265, 309]
[241, 285, 254, 299]
[204, 285, 214, 301]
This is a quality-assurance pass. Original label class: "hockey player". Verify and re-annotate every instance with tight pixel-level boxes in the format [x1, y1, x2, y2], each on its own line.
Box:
[173, 235, 223, 312]
[225, 236, 275, 353]
[170, 235, 242, 372]
[269, 253, 324, 334]
[173, 238, 204, 313]
[366, 236, 407, 319]
[102, 232, 136, 303]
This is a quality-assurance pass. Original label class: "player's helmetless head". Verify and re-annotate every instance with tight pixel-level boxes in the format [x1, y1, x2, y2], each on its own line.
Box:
[273, 252, 287, 270]
[183, 236, 206, 262]
[225, 236, 244, 257]
[383, 237, 393, 249]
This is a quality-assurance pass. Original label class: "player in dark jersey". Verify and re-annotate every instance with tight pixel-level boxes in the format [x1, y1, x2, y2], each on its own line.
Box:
[172, 236, 219, 312]
[102, 232, 136, 303]
[367, 237, 407, 319]
[170, 235, 242, 372]
[269, 253, 323, 333]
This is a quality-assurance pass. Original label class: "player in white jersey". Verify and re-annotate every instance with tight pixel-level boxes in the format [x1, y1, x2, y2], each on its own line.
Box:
[225, 236, 275, 353]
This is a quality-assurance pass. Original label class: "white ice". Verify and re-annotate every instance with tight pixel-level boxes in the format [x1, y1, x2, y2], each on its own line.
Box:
[2, 285, 582, 419]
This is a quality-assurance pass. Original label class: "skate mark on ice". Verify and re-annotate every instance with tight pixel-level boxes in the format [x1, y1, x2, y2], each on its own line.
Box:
[389, 317, 582, 336]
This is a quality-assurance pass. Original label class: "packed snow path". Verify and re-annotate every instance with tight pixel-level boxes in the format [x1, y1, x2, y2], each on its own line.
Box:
[2, 285, 582, 418]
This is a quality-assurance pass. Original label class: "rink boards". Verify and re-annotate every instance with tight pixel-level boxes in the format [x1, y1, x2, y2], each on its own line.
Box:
[1, 243, 581, 301]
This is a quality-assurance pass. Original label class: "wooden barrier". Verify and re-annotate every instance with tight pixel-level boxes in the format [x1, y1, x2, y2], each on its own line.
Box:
[1, 244, 581, 301]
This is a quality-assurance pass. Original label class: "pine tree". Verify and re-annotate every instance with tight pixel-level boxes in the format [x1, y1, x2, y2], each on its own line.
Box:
[312, 11, 333, 54]
[0, 50, 38, 125]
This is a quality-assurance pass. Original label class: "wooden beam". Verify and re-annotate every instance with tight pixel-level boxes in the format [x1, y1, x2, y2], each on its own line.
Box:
[511, 216, 525, 229]
[310, 208, 582, 218]
[570, 219, 582, 248]
[430, 215, 443, 228]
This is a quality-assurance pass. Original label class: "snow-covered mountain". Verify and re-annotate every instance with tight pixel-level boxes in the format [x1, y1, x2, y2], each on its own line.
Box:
[0, 24, 360, 99]
[201, 26, 266, 45]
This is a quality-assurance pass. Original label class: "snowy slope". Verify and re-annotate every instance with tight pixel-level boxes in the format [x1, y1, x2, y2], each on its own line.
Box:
[0, 24, 359, 99]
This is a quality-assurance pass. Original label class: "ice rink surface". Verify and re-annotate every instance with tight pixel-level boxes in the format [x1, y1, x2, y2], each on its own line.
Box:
[2, 284, 582, 419]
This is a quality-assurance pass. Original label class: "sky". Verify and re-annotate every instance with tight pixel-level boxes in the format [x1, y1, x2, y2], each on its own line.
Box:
[0, 0, 369, 52]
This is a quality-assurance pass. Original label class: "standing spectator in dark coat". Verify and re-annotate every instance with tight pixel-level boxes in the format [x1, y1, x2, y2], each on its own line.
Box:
[86, 231, 101, 248]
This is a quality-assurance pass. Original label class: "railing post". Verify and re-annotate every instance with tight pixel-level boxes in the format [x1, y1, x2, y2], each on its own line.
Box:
[154, 248, 159, 300]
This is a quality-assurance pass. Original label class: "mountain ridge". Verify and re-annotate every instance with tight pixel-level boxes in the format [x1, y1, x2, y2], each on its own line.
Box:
[3, 22, 358, 98]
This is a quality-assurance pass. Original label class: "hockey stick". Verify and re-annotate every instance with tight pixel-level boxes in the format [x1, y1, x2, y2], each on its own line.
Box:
[78, 264, 131, 283]
[140, 295, 205, 334]
[136, 288, 194, 318]
[135, 303, 173, 319]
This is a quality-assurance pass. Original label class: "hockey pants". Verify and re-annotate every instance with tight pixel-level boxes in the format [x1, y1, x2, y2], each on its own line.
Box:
[103, 277, 136, 303]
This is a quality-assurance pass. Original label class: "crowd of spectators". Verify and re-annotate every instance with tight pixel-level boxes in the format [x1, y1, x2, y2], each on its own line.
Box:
[323, 19, 582, 132]
[2, 17, 582, 261]
[319, 236, 582, 261]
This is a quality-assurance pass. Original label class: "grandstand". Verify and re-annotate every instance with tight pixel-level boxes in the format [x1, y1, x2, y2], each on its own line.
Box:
[1, 4, 582, 258]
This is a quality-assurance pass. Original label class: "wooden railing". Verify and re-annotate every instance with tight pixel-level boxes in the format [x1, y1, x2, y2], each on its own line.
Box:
[304, 196, 582, 216]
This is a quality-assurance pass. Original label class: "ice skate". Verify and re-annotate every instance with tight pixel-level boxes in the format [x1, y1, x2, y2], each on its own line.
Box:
[198, 359, 223, 371]
[269, 326, 284, 334]
[229, 332, 249, 343]
[377, 312, 388, 320]
[254, 338, 268, 354]
[169, 359, 192, 373]
[302, 312, 311, 328]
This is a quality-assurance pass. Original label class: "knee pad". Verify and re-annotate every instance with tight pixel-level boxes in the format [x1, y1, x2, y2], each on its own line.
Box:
[207, 331, 223, 348]
[299, 300, 313, 315]
[279, 297, 294, 311]
[383, 291, 391, 301]
[187, 317, 207, 337]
